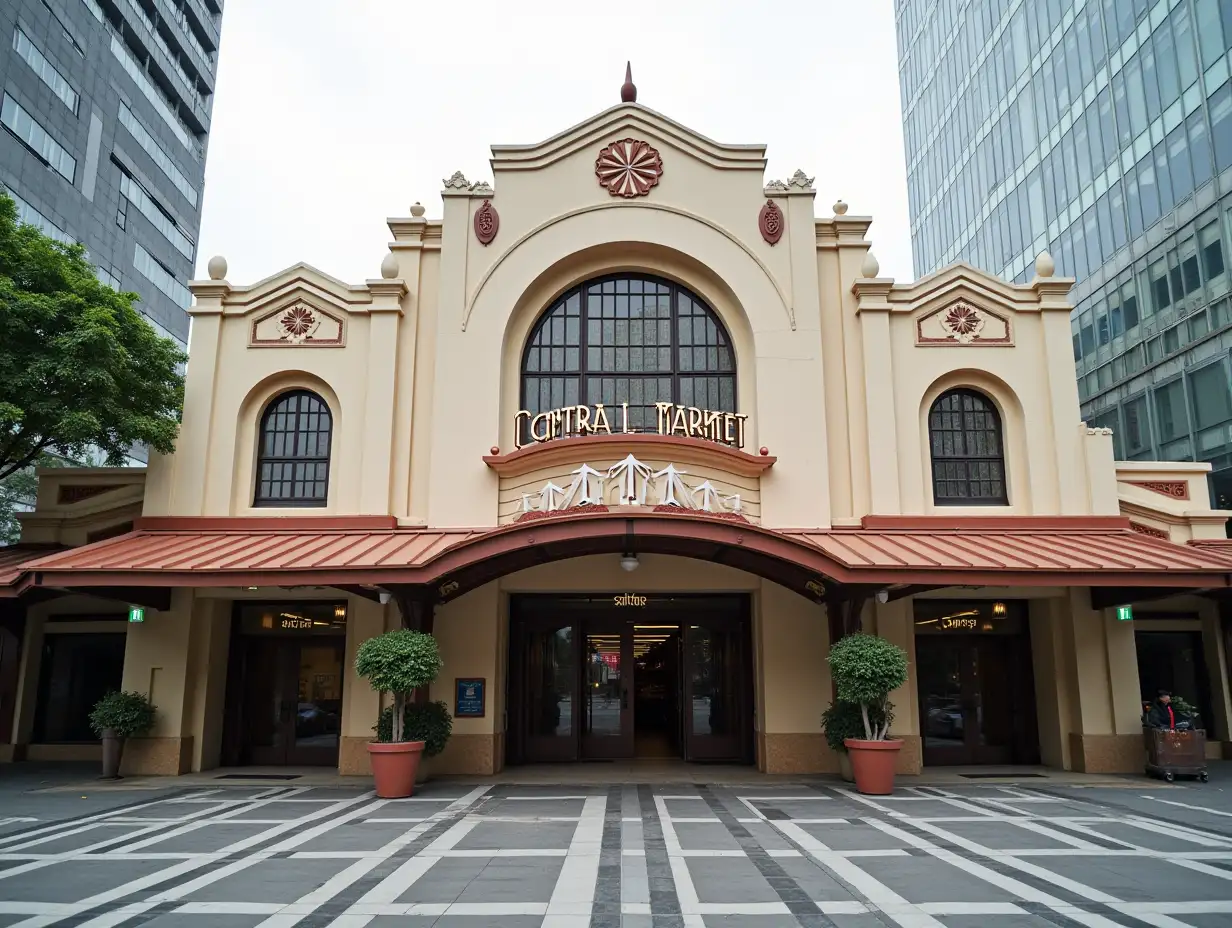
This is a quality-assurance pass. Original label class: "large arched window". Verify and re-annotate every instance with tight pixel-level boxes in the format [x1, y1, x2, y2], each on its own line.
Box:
[254, 390, 332, 507]
[928, 388, 1007, 505]
[520, 274, 735, 443]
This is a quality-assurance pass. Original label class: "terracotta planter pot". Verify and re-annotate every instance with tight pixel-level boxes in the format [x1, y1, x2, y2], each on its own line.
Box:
[100, 730, 125, 779]
[844, 738, 902, 795]
[367, 741, 426, 798]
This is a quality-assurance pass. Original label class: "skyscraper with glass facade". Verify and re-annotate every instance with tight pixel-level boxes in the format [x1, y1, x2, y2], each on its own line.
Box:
[1, 0, 222, 351]
[897, 0, 1232, 506]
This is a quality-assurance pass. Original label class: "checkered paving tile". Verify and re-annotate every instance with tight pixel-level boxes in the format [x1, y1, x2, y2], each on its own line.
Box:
[0, 780, 1228, 926]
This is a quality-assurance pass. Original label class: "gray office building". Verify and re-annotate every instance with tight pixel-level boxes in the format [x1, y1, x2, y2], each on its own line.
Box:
[0, 0, 221, 353]
[897, 0, 1232, 506]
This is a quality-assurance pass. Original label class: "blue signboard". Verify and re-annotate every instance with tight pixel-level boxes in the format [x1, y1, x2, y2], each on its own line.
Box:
[455, 678, 485, 718]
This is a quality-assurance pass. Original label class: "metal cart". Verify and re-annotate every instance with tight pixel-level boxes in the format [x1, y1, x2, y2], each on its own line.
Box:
[1144, 727, 1208, 782]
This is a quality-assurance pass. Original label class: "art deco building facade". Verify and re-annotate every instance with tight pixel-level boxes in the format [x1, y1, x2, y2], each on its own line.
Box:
[1, 78, 1231, 778]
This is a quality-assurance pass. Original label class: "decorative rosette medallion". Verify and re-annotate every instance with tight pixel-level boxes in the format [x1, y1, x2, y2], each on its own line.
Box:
[278, 303, 320, 344]
[595, 138, 663, 198]
[758, 199, 784, 245]
[474, 199, 499, 245]
[940, 303, 986, 343]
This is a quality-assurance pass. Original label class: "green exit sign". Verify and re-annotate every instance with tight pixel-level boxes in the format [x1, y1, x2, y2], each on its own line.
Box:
[1115, 604, 1134, 622]
[128, 606, 145, 624]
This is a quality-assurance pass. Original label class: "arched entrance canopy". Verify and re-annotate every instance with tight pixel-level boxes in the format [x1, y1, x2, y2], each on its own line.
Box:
[9, 510, 1232, 612]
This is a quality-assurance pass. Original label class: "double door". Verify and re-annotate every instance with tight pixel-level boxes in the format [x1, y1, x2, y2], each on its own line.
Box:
[510, 595, 751, 764]
[231, 637, 345, 766]
[915, 634, 1038, 766]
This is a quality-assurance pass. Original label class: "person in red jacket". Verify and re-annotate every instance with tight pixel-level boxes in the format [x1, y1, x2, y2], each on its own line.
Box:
[1147, 690, 1182, 730]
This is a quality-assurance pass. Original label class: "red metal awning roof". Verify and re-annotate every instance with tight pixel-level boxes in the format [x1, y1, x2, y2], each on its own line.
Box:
[0, 544, 67, 586]
[7, 511, 1232, 597]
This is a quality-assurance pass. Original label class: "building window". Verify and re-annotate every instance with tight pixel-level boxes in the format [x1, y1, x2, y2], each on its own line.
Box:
[133, 243, 190, 308]
[0, 93, 75, 183]
[254, 391, 332, 507]
[519, 274, 736, 444]
[928, 388, 1008, 505]
[118, 103, 198, 207]
[12, 28, 78, 114]
[117, 167, 194, 260]
[33, 632, 125, 742]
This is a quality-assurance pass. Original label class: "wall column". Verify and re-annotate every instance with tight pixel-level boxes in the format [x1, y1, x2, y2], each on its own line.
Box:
[339, 595, 391, 776]
[429, 582, 502, 775]
[855, 292, 900, 514]
[186, 599, 232, 772]
[359, 281, 406, 514]
[1048, 588, 1143, 772]
[120, 588, 201, 775]
[871, 598, 920, 774]
[757, 582, 832, 774]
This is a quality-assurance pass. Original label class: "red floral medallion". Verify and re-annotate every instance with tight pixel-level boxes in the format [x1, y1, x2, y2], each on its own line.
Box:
[595, 138, 663, 198]
[474, 199, 499, 245]
[759, 199, 784, 245]
[940, 302, 985, 343]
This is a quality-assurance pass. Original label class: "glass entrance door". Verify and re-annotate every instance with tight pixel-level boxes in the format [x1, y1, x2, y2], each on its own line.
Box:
[581, 625, 633, 758]
[682, 618, 749, 761]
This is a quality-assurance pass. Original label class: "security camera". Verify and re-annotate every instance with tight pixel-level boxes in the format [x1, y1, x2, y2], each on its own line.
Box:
[378, 591, 392, 605]
[875, 588, 889, 604]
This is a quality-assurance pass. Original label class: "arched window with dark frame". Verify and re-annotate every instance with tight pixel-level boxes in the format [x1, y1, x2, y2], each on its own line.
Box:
[928, 388, 1008, 505]
[520, 274, 736, 444]
[254, 390, 332, 507]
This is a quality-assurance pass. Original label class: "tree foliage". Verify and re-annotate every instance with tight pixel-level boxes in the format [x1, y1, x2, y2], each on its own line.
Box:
[355, 630, 443, 743]
[88, 690, 157, 738]
[0, 194, 186, 480]
[376, 700, 453, 755]
[827, 634, 908, 741]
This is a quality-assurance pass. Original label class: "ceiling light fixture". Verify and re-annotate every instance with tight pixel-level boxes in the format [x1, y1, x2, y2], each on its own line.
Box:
[620, 553, 639, 572]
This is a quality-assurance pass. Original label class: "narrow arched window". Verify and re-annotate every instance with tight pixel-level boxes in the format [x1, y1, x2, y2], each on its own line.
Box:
[254, 390, 332, 507]
[928, 388, 1007, 505]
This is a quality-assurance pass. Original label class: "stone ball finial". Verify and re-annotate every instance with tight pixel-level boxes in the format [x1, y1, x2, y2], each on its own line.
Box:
[410, 202, 426, 218]
[621, 61, 637, 103]
[206, 255, 227, 280]
[380, 253, 399, 280]
[860, 250, 880, 279]
[833, 200, 848, 216]
[1035, 250, 1055, 278]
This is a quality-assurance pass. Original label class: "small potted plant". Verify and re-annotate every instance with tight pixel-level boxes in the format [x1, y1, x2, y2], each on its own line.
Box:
[355, 629, 443, 798]
[88, 690, 157, 779]
[377, 700, 453, 781]
[827, 633, 908, 795]
[822, 699, 890, 783]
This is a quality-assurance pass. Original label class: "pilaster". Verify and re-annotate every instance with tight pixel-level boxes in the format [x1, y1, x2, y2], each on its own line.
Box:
[855, 280, 899, 514]
[172, 282, 228, 515]
[359, 280, 407, 514]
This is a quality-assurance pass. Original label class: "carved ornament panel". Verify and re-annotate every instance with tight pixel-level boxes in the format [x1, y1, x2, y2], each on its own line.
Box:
[916, 301, 1012, 346]
[250, 302, 346, 347]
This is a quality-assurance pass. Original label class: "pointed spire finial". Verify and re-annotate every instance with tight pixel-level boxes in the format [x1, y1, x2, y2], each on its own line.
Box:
[621, 61, 637, 103]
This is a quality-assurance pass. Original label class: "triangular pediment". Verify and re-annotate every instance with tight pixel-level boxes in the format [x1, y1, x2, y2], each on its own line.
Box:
[490, 104, 766, 173]
[889, 262, 1063, 317]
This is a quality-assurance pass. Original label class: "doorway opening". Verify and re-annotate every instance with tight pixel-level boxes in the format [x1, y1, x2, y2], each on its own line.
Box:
[221, 602, 347, 767]
[914, 600, 1040, 766]
[508, 594, 753, 765]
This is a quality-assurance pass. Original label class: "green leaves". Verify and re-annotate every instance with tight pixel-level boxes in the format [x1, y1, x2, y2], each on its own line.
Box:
[0, 194, 186, 479]
[354, 629, 443, 696]
[375, 700, 453, 753]
[88, 690, 157, 738]
[827, 634, 908, 740]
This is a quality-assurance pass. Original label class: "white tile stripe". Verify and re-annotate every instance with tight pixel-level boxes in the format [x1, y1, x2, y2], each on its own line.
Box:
[542, 794, 605, 925]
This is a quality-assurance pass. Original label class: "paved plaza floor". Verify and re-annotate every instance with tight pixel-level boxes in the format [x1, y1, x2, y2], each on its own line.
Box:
[0, 774, 1230, 927]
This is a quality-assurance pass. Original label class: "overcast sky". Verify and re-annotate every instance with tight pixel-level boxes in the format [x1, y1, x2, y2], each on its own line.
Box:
[195, 0, 912, 286]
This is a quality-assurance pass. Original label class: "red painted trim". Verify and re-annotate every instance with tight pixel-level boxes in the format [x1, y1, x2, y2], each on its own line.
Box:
[484, 433, 775, 477]
[1127, 480, 1190, 501]
[857, 515, 1132, 531]
[134, 516, 399, 532]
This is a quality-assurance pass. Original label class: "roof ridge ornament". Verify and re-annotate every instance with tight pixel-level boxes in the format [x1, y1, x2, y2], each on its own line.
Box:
[443, 171, 470, 189]
[621, 61, 637, 103]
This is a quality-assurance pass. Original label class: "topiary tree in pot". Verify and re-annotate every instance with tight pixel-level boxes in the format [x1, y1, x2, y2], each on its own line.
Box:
[821, 699, 890, 783]
[355, 629, 443, 798]
[827, 633, 909, 795]
[377, 699, 453, 782]
[88, 691, 156, 779]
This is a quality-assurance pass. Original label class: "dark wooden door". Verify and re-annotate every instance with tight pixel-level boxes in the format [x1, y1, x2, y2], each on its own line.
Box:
[511, 617, 579, 763]
[244, 638, 344, 766]
[917, 635, 1036, 766]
